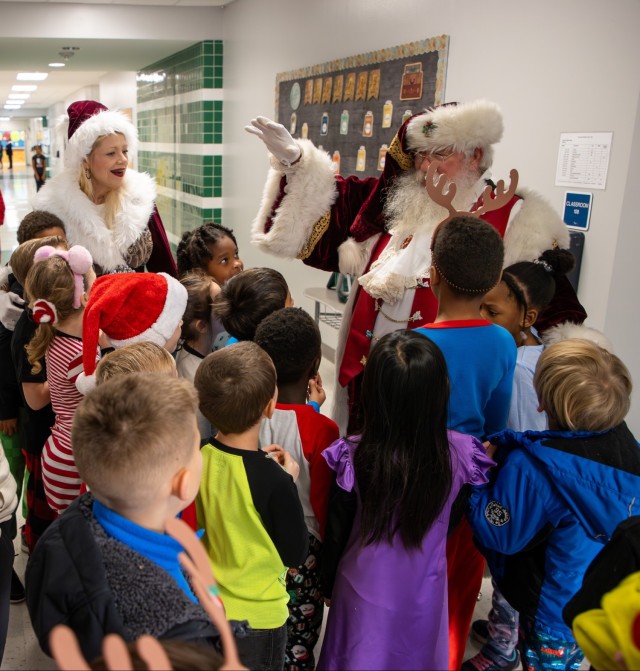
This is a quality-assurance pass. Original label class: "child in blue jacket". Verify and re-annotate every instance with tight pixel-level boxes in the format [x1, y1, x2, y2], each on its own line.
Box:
[467, 338, 640, 671]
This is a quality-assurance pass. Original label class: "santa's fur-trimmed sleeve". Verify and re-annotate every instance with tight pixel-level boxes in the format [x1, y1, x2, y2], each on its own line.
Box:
[503, 188, 570, 267]
[251, 139, 338, 259]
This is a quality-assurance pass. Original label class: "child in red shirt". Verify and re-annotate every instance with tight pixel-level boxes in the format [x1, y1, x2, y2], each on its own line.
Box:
[255, 307, 339, 670]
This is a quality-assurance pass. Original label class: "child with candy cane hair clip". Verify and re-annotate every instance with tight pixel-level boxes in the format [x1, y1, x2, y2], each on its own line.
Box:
[23, 245, 97, 514]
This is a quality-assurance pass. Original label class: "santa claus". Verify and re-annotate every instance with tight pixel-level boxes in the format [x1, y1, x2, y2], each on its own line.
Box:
[246, 100, 586, 433]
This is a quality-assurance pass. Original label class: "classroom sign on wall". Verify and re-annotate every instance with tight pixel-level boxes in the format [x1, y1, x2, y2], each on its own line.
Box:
[275, 36, 449, 179]
[563, 191, 593, 231]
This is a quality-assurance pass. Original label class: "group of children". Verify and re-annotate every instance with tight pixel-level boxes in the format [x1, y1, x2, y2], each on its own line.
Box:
[0, 210, 638, 671]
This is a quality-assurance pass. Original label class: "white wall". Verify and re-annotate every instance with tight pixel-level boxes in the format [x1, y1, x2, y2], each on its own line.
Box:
[605, 89, 640, 433]
[99, 72, 137, 116]
[0, 3, 223, 41]
[222, 0, 640, 432]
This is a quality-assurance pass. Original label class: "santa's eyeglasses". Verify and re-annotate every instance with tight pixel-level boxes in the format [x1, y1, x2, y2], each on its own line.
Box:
[415, 148, 457, 163]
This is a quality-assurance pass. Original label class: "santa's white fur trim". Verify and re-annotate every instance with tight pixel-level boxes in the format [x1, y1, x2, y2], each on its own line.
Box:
[109, 273, 187, 348]
[541, 323, 614, 352]
[65, 109, 138, 172]
[406, 100, 503, 157]
[338, 235, 381, 277]
[33, 168, 156, 272]
[503, 188, 570, 266]
[330, 276, 361, 434]
[251, 139, 338, 259]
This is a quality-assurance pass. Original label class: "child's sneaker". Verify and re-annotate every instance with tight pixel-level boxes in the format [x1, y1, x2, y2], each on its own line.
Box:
[470, 618, 489, 646]
[10, 569, 25, 604]
[461, 649, 520, 671]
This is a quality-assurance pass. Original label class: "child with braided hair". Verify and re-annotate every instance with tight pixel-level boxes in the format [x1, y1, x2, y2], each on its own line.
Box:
[176, 222, 244, 283]
[24, 245, 97, 514]
[481, 248, 576, 432]
[464, 247, 575, 671]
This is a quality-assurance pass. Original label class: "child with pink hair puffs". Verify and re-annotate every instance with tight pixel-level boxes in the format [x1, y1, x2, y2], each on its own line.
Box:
[24, 245, 96, 513]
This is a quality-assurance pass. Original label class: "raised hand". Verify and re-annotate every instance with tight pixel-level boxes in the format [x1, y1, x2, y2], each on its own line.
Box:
[245, 116, 301, 167]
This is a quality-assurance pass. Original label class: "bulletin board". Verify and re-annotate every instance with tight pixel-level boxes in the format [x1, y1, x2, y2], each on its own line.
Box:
[275, 35, 449, 179]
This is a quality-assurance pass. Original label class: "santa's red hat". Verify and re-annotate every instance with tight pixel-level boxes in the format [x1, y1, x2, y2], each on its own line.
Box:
[64, 99, 138, 172]
[348, 99, 504, 243]
[77, 272, 187, 393]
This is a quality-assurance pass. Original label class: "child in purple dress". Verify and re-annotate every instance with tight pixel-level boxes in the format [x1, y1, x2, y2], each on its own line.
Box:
[317, 330, 494, 671]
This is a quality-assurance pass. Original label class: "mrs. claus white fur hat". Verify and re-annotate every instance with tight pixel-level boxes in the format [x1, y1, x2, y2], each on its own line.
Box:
[64, 100, 138, 172]
[405, 99, 503, 166]
[77, 272, 187, 393]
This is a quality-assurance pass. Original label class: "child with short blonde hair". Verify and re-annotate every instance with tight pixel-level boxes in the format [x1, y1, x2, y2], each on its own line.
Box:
[26, 373, 221, 662]
[95, 341, 176, 385]
[534, 338, 630, 431]
[468, 339, 640, 671]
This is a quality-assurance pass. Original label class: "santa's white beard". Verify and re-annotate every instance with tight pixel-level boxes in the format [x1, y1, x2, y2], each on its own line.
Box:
[383, 168, 480, 240]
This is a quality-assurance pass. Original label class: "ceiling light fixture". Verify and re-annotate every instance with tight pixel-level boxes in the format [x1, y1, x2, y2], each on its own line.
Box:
[8, 94, 29, 100]
[49, 62, 66, 68]
[0, 117, 11, 121]
[12, 85, 37, 92]
[17, 73, 48, 81]
[4, 104, 21, 110]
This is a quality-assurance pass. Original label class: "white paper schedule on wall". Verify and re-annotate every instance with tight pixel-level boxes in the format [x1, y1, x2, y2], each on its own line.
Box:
[555, 132, 613, 190]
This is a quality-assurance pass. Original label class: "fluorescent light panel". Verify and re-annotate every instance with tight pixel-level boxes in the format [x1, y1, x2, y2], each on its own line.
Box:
[8, 94, 29, 100]
[16, 73, 48, 81]
[12, 85, 37, 92]
[48, 63, 65, 68]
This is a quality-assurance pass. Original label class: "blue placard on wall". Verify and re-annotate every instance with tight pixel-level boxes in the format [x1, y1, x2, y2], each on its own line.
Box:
[563, 191, 592, 231]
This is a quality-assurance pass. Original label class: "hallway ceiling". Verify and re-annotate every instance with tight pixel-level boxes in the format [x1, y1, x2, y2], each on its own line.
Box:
[0, 0, 231, 5]
[0, 0, 236, 118]
[0, 38, 202, 114]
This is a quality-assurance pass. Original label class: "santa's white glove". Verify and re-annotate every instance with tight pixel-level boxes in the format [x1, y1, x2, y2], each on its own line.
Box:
[0, 290, 25, 331]
[245, 116, 301, 167]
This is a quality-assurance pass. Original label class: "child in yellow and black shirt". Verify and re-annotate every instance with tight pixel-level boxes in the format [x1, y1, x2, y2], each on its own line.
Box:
[194, 341, 308, 671]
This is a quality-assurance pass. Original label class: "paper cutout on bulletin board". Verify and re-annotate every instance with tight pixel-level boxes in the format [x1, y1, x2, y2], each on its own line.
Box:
[275, 36, 449, 179]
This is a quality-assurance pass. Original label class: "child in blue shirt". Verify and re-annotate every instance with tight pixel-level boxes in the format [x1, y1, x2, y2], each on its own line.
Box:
[414, 214, 516, 669]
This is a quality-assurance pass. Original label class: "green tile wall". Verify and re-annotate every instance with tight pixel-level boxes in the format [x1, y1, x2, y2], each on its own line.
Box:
[137, 41, 223, 243]
[139, 152, 222, 199]
[156, 193, 222, 253]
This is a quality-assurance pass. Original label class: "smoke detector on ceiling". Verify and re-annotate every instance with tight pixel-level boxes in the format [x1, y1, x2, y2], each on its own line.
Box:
[58, 46, 80, 60]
